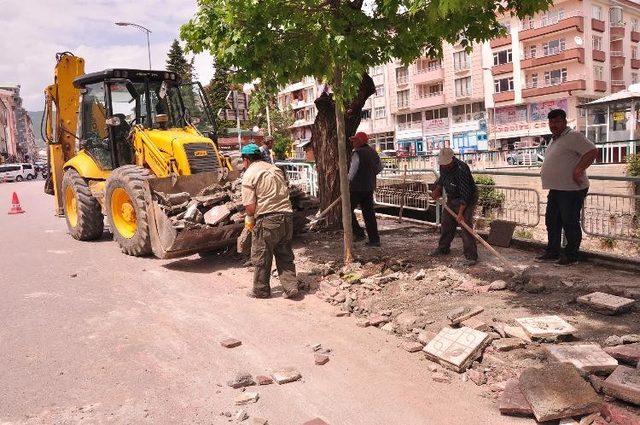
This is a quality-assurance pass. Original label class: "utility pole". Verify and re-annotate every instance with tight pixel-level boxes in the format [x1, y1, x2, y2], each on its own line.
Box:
[115, 22, 152, 70]
[235, 92, 242, 151]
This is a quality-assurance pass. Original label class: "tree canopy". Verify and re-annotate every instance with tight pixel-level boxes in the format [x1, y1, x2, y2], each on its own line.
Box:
[166, 39, 194, 83]
[181, 0, 552, 102]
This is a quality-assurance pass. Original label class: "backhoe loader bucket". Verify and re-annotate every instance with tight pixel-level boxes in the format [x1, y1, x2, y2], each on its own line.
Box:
[143, 171, 244, 259]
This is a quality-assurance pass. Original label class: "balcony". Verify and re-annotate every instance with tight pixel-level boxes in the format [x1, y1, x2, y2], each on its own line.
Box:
[290, 99, 314, 110]
[493, 91, 515, 102]
[522, 78, 586, 98]
[612, 80, 625, 93]
[413, 92, 445, 109]
[412, 66, 445, 84]
[610, 24, 625, 41]
[593, 50, 606, 62]
[492, 62, 513, 76]
[632, 59, 640, 69]
[520, 15, 584, 41]
[594, 80, 607, 92]
[491, 35, 512, 48]
[396, 75, 409, 86]
[611, 51, 625, 69]
[633, 31, 640, 42]
[521, 47, 584, 70]
[592, 18, 605, 32]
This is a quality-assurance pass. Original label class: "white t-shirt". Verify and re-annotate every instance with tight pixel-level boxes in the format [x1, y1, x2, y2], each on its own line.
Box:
[540, 128, 596, 191]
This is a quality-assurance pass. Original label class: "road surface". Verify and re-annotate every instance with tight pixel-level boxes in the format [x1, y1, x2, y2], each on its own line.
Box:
[0, 181, 528, 424]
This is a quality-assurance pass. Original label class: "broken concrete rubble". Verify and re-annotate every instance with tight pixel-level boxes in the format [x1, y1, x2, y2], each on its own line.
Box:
[604, 343, 640, 366]
[423, 326, 490, 372]
[204, 204, 232, 226]
[227, 373, 256, 389]
[400, 341, 423, 353]
[519, 363, 602, 422]
[498, 378, 534, 417]
[234, 392, 259, 405]
[515, 315, 576, 341]
[492, 338, 526, 352]
[314, 354, 330, 365]
[447, 305, 484, 326]
[602, 365, 640, 405]
[545, 344, 618, 374]
[577, 292, 636, 315]
[271, 368, 302, 384]
[220, 338, 242, 349]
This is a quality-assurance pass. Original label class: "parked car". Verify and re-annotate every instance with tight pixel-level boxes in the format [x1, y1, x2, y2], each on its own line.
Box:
[506, 150, 543, 165]
[0, 163, 38, 182]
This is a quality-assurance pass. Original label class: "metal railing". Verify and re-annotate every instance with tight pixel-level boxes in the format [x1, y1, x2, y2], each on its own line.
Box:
[520, 9, 581, 31]
[276, 161, 318, 197]
[582, 192, 640, 242]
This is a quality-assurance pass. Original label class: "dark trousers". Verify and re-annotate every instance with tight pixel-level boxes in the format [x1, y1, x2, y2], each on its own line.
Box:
[544, 188, 588, 260]
[350, 190, 380, 243]
[438, 201, 478, 260]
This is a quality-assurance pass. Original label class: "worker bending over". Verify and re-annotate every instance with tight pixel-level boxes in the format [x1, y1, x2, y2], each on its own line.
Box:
[430, 147, 479, 266]
[241, 144, 301, 299]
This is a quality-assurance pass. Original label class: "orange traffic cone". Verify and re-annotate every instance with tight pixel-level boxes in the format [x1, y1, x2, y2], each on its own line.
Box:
[8, 192, 25, 214]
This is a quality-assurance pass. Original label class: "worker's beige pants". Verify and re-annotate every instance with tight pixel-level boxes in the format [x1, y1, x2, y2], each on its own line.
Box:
[251, 213, 298, 297]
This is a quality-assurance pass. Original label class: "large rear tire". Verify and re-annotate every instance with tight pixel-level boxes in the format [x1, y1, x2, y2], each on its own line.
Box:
[105, 165, 153, 256]
[62, 169, 104, 240]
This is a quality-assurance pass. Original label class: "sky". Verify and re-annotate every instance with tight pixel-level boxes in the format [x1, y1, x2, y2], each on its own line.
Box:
[0, 0, 214, 111]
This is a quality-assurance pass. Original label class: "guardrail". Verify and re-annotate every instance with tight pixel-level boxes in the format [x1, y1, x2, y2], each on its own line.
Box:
[276, 161, 318, 197]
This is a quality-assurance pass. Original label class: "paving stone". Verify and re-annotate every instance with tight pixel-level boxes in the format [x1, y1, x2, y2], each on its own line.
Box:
[355, 318, 370, 328]
[493, 337, 526, 352]
[602, 365, 640, 405]
[227, 373, 256, 388]
[498, 378, 533, 417]
[600, 401, 640, 425]
[314, 354, 330, 365]
[220, 338, 242, 348]
[519, 363, 602, 422]
[251, 418, 269, 425]
[401, 341, 423, 353]
[577, 292, 636, 315]
[423, 326, 490, 372]
[255, 375, 273, 386]
[460, 317, 491, 332]
[368, 314, 388, 326]
[271, 368, 302, 385]
[468, 369, 486, 386]
[204, 204, 231, 225]
[504, 325, 532, 342]
[515, 315, 576, 341]
[545, 344, 618, 374]
[380, 322, 396, 333]
[234, 392, 259, 405]
[604, 343, 640, 366]
[302, 419, 329, 425]
[447, 305, 484, 325]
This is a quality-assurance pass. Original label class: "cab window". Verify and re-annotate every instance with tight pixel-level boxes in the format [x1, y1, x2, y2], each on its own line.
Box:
[81, 82, 112, 169]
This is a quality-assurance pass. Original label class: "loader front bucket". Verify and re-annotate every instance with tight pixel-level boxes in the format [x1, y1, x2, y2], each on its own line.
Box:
[143, 171, 244, 259]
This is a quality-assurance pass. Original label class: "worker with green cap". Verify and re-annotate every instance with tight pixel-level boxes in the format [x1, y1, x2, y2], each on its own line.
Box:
[240, 143, 301, 299]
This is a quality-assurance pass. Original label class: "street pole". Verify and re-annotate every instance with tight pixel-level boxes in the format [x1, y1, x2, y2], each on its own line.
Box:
[266, 104, 272, 136]
[235, 92, 242, 151]
[115, 22, 152, 70]
[146, 30, 152, 70]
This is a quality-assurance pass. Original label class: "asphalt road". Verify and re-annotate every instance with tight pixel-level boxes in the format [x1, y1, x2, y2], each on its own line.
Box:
[0, 181, 528, 425]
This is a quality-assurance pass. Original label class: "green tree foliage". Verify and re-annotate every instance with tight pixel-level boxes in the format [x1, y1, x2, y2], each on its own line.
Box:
[181, 0, 552, 103]
[474, 174, 505, 209]
[272, 135, 294, 160]
[203, 64, 236, 132]
[166, 39, 192, 82]
[247, 84, 294, 141]
[627, 154, 640, 177]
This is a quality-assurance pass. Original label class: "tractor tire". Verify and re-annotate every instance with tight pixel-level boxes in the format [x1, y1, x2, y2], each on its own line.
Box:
[105, 165, 153, 257]
[61, 169, 104, 241]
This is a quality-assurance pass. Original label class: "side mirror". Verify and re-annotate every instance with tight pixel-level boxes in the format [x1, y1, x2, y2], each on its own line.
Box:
[155, 114, 169, 124]
[105, 116, 122, 127]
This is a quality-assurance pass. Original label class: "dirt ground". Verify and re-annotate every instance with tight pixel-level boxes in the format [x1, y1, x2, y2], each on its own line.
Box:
[291, 217, 640, 419]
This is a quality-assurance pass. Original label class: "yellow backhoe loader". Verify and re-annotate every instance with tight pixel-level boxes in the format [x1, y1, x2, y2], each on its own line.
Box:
[43, 52, 243, 258]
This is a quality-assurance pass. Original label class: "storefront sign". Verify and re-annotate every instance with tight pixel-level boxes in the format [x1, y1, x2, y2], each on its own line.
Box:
[530, 99, 568, 122]
[423, 118, 448, 132]
[494, 105, 528, 125]
[613, 111, 626, 122]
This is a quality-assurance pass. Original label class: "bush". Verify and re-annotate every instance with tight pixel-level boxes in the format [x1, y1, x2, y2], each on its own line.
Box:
[627, 154, 640, 177]
[514, 228, 534, 240]
[474, 175, 505, 209]
[600, 237, 616, 250]
[272, 134, 293, 160]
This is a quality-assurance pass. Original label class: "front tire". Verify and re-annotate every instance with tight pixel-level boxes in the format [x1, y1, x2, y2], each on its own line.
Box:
[105, 165, 152, 256]
[62, 169, 104, 240]
[15, 175, 23, 182]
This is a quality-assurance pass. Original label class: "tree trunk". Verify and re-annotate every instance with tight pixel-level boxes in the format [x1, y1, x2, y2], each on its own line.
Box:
[311, 73, 376, 227]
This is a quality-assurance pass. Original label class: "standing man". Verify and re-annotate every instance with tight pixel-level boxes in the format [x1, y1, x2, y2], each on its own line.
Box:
[537, 109, 598, 265]
[348, 131, 383, 247]
[241, 144, 300, 299]
[260, 135, 275, 164]
[430, 147, 479, 266]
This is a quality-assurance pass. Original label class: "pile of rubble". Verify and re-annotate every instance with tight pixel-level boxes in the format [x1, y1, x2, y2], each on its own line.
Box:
[153, 180, 319, 233]
[309, 258, 640, 423]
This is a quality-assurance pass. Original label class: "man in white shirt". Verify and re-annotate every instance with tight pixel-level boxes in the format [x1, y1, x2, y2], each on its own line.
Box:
[537, 109, 598, 265]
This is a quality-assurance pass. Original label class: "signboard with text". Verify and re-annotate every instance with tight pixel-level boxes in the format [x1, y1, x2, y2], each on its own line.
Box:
[529, 99, 568, 122]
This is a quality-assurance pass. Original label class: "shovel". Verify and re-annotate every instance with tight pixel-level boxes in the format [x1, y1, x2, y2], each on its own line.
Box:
[308, 197, 341, 230]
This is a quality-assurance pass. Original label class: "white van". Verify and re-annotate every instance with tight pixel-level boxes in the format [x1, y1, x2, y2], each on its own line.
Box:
[0, 163, 38, 182]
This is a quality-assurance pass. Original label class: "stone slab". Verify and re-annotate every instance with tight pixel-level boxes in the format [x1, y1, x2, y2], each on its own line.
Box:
[504, 325, 532, 342]
[519, 363, 602, 422]
[220, 338, 242, 348]
[271, 368, 302, 385]
[515, 315, 576, 340]
[545, 344, 618, 373]
[460, 317, 491, 332]
[493, 337, 526, 352]
[255, 375, 273, 385]
[401, 341, 424, 353]
[498, 378, 534, 417]
[234, 392, 259, 405]
[577, 292, 635, 315]
[488, 220, 517, 248]
[601, 401, 640, 425]
[204, 204, 231, 226]
[602, 365, 640, 406]
[423, 326, 490, 372]
[604, 343, 640, 366]
[314, 354, 330, 365]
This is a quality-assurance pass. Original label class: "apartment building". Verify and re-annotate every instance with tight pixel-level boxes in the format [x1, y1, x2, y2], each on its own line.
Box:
[356, 64, 395, 152]
[0, 88, 18, 163]
[277, 77, 323, 159]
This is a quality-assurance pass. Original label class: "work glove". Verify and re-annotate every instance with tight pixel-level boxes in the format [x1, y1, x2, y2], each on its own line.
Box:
[245, 215, 255, 232]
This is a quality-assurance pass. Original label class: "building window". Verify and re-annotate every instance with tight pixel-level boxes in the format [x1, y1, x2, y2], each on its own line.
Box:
[397, 89, 410, 108]
[451, 103, 484, 122]
[374, 106, 386, 119]
[593, 35, 603, 51]
[396, 66, 409, 84]
[633, 46, 638, 60]
[416, 58, 440, 73]
[424, 107, 448, 120]
[494, 77, 514, 93]
[493, 49, 513, 66]
[541, 9, 565, 26]
[633, 73, 639, 84]
[428, 60, 441, 71]
[610, 7, 623, 25]
[453, 51, 471, 71]
[544, 68, 568, 86]
[455, 77, 472, 97]
[375, 84, 384, 97]
[417, 83, 443, 98]
[592, 5, 602, 21]
[529, 74, 538, 88]
[361, 109, 371, 120]
[370, 65, 384, 76]
[543, 39, 566, 56]
[633, 18, 639, 32]
[594, 65, 604, 81]
[397, 112, 422, 130]
[528, 45, 537, 59]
